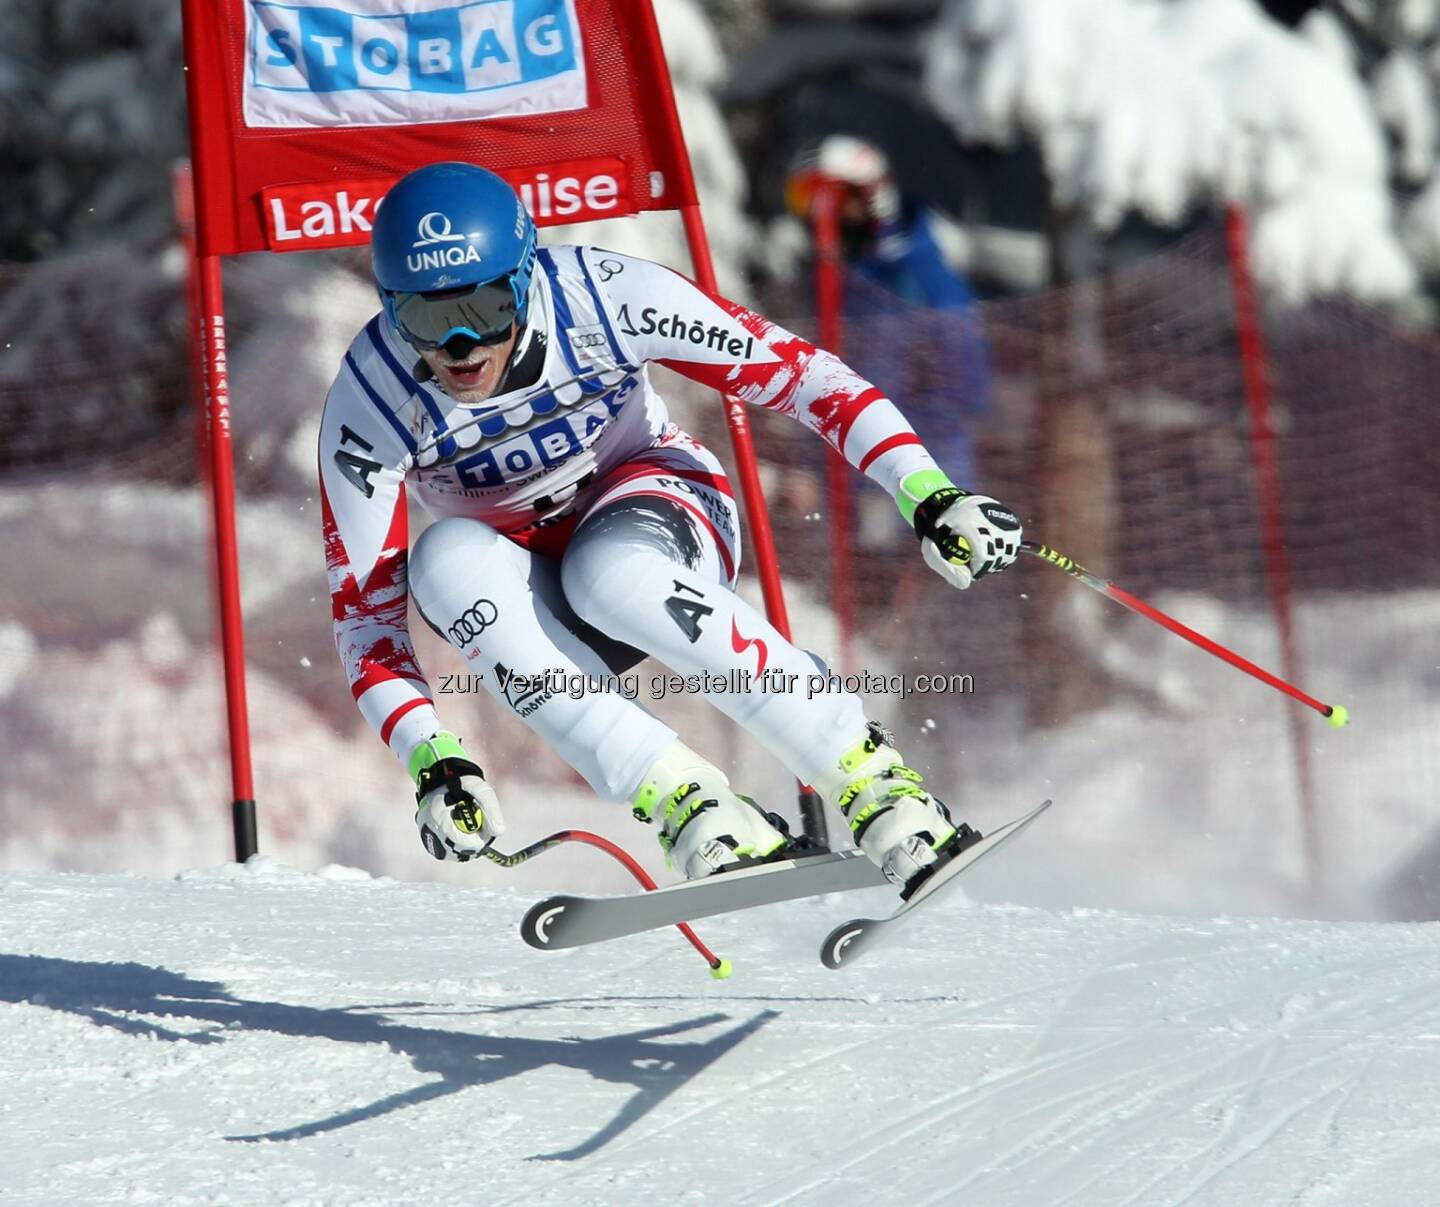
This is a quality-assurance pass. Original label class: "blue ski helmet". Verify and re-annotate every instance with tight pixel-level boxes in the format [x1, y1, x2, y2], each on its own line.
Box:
[371, 162, 537, 349]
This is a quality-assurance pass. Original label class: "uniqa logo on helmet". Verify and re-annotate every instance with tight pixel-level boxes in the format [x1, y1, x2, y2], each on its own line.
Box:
[405, 211, 488, 273]
[406, 244, 486, 273]
[412, 212, 467, 248]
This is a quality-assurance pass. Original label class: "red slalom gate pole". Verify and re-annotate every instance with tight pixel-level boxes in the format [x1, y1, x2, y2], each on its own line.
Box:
[632, 0, 827, 846]
[678, 202, 830, 848]
[196, 255, 258, 862]
[1022, 542, 1348, 726]
[676, 200, 793, 637]
[628, 0, 793, 640]
[1224, 203, 1321, 886]
[485, 829, 730, 978]
[812, 181, 855, 673]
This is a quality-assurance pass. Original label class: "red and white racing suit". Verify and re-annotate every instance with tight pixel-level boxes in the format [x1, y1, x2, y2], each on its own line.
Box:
[319, 247, 942, 796]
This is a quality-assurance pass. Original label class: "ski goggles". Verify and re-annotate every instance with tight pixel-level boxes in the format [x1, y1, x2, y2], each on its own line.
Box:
[387, 277, 519, 350]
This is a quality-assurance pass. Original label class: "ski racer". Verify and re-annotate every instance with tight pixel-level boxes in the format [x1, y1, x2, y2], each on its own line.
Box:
[319, 161, 1023, 891]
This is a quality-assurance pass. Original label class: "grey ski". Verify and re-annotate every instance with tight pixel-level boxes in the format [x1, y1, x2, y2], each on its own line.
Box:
[521, 847, 889, 951]
[820, 799, 1053, 970]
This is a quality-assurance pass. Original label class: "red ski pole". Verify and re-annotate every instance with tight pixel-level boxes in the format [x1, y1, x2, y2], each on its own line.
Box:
[482, 829, 732, 979]
[1021, 542, 1349, 727]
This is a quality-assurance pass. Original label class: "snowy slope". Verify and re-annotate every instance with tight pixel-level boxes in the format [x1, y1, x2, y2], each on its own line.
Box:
[4, 860, 1440, 1206]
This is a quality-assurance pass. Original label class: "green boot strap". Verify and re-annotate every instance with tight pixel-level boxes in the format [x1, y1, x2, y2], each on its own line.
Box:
[633, 778, 711, 848]
[843, 770, 927, 837]
[830, 726, 929, 836]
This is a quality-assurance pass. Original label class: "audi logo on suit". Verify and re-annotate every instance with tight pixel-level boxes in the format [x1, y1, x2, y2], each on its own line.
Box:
[447, 598, 499, 644]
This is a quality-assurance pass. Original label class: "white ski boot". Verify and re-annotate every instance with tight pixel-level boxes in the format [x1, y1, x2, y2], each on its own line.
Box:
[632, 741, 791, 879]
[814, 722, 969, 888]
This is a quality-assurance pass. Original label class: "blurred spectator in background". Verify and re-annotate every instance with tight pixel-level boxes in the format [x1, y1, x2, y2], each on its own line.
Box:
[784, 134, 992, 547]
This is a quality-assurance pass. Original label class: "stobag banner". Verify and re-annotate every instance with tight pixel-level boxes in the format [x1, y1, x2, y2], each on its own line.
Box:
[181, 0, 698, 255]
[243, 0, 587, 128]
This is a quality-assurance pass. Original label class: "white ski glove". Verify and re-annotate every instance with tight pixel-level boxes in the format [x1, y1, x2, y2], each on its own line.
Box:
[408, 731, 505, 862]
[898, 471, 1023, 591]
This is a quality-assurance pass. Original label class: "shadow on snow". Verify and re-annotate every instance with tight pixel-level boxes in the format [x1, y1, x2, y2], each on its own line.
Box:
[0, 953, 777, 1160]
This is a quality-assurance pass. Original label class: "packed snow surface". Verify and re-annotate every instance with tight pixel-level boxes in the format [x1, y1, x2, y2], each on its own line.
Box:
[4, 858, 1440, 1205]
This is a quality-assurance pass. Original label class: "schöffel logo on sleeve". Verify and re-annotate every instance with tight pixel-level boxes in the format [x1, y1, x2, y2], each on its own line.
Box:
[243, 0, 588, 129]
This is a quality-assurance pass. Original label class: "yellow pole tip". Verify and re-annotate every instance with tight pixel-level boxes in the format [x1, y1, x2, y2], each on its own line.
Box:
[1326, 704, 1349, 728]
[710, 958, 733, 980]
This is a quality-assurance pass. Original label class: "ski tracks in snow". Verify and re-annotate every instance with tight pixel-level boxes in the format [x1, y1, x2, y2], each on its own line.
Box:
[7, 873, 1440, 1206]
[740, 919, 1440, 1207]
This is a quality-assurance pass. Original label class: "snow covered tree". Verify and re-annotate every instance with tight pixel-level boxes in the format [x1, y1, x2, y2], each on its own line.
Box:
[922, 0, 1417, 728]
[0, 1, 193, 471]
[0, 0, 188, 260]
[924, 0, 1415, 304]
[1308, 1, 1440, 288]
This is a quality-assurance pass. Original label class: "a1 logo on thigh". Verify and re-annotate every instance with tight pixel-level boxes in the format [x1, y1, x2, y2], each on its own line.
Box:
[664, 580, 713, 643]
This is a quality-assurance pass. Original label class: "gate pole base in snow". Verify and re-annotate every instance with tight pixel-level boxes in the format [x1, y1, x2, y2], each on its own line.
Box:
[232, 799, 258, 863]
[798, 788, 829, 850]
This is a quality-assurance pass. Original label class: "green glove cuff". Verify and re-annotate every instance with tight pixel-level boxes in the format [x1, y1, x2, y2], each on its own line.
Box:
[896, 469, 958, 527]
[407, 731, 467, 787]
